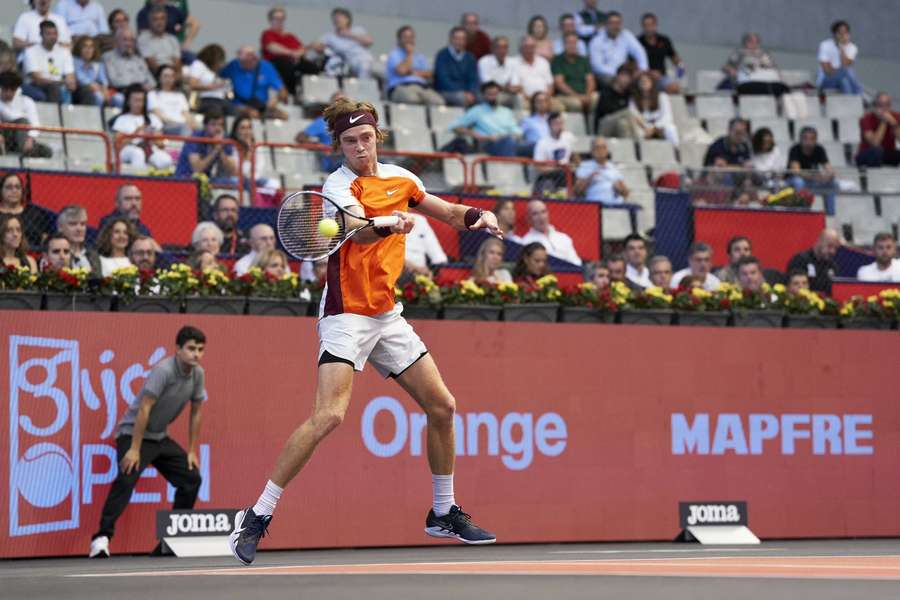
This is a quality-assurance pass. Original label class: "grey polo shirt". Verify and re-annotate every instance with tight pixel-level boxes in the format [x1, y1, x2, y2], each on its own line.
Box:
[102, 48, 155, 89]
[137, 30, 181, 67]
[117, 356, 207, 441]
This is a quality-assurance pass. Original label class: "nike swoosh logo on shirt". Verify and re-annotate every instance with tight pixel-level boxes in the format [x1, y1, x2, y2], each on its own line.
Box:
[349, 114, 363, 124]
[386, 188, 399, 196]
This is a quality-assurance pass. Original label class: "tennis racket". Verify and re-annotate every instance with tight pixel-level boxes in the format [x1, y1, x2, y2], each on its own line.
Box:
[276, 190, 400, 262]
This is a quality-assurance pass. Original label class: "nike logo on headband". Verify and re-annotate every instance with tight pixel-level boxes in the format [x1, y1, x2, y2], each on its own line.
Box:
[349, 114, 363, 124]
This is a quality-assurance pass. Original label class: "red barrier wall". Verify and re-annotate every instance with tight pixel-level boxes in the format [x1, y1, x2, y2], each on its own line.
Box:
[1, 312, 898, 558]
[694, 208, 825, 271]
[831, 280, 900, 302]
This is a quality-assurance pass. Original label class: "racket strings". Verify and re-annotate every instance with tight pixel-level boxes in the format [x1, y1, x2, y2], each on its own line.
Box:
[277, 193, 346, 261]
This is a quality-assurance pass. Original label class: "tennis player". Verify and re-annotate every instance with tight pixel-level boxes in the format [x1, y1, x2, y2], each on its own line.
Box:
[230, 97, 500, 565]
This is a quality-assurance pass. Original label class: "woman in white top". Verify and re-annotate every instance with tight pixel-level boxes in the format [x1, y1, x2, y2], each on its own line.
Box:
[96, 217, 135, 277]
[148, 64, 191, 136]
[110, 85, 173, 170]
[188, 44, 233, 115]
[750, 127, 784, 173]
[230, 115, 281, 200]
[471, 237, 513, 284]
[629, 71, 679, 146]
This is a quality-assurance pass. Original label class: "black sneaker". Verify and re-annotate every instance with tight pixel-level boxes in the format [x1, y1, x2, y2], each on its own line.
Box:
[424, 505, 496, 545]
[229, 507, 272, 565]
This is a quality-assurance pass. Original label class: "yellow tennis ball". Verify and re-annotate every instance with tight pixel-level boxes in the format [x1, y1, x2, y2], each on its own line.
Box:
[318, 218, 339, 238]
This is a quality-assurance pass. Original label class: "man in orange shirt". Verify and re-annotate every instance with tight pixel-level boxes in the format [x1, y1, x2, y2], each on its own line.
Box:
[230, 97, 501, 565]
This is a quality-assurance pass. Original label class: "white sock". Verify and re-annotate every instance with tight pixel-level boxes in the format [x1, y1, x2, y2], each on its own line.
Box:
[252, 480, 283, 517]
[432, 474, 455, 517]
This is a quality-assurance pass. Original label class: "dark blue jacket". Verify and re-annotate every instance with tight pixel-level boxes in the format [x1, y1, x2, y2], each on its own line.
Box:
[433, 47, 478, 94]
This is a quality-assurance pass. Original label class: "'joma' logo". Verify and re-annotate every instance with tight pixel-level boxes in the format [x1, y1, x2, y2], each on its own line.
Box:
[686, 504, 741, 525]
[165, 513, 231, 536]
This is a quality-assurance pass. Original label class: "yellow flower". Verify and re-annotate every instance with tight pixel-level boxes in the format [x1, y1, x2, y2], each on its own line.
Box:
[840, 304, 854, 316]
[879, 289, 900, 299]
[536, 274, 558, 289]
[547, 288, 562, 300]
[497, 282, 519, 293]
[867, 295, 878, 303]
[729, 290, 742, 302]
[884, 300, 895, 309]
[691, 287, 711, 299]
[773, 283, 786, 294]
[577, 282, 597, 292]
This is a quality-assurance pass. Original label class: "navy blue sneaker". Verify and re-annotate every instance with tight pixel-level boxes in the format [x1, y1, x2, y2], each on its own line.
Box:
[229, 507, 272, 565]
[425, 505, 496, 544]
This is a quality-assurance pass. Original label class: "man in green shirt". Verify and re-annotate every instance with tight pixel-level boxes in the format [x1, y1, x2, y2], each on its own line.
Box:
[551, 32, 597, 115]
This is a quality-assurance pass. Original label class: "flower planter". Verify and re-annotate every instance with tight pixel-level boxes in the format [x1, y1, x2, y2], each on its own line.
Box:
[0, 290, 43, 310]
[246, 297, 310, 317]
[118, 296, 181, 313]
[732, 310, 785, 329]
[183, 296, 247, 315]
[785, 314, 839, 329]
[43, 293, 113, 312]
[442, 304, 502, 321]
[559, 306, 613, 323]
[502, 303, 559, 323]
[400, 303, 441, 320]
[617, 309, 674, 326]
[841, 317, 894, 330]
[675, 311, 730, 327]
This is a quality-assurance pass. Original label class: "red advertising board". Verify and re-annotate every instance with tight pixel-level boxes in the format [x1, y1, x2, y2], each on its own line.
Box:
[1, 311, 898, 558]
[831, 280, 900, 302]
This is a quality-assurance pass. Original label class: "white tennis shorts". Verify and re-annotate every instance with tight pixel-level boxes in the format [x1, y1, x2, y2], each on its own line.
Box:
[317, 304, 428, 378]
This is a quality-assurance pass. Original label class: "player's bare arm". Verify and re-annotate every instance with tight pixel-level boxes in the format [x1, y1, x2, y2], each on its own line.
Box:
[343, 204, 415, 244]
[414, 193, 503, 238]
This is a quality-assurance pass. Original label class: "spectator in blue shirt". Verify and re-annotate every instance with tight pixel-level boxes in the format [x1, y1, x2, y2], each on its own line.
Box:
[448, 81, 522, 156]
[295, 91, 343, 172]
[73, 36, 108, 106]
[518, 91, 552, 156]
[433, 26, 479, 107]
[174, 106, 238, 180]
[386, 25, 444, 106]
[221, 46, 288, 120]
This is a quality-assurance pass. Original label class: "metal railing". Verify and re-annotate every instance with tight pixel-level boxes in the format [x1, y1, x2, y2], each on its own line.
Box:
[0, 123, 113, 173]
[468, 155, 575, 198]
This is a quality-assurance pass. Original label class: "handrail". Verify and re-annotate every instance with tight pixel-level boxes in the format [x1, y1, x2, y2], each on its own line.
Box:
[0, 123, 112, 172]
[468, 155, 574, 197]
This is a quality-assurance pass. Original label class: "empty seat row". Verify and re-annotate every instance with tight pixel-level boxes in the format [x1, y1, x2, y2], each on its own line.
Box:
[694, 93, 863, 120]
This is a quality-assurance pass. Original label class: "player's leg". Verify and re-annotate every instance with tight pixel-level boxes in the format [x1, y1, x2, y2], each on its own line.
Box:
[152, 437, 202, 509]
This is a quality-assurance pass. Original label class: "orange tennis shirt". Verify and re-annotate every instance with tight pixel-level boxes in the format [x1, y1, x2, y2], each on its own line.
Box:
[321, 163, 426, 317]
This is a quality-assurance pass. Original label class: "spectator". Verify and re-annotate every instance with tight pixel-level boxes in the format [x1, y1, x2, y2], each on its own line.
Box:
[386, 25, 444, 106]
[477, 36, 522, 109]
[97, 8, 128, 54]
[551, 32, 596, 115]
[856, 92, 900, 167]
[318, 7, 373, 78]
[703, 118, 752, 167]
[0, 72, 53, 158]
[187, 248, 220, 272]
[605, 253, 636, 290]
[54, 0, 108, 38]
[638, 13, 684, 94]
[261, 6, 320, 96]
[100, 183, 151, 237]
[553, 14, 587, 57]
[210, 194, 247, 255]
[137, 5, 182, 73]
[720, 33, 788, 95]
[57, 204, 99, 272]
[714, 235, 752, 283]
[461, 12, 491, 60]
[491, 199, 519, 242]
[736, 255, 765, 291]
[187, 44, 231, 115]
[13, 0, 72, 52]
[584, 260, 610, 290]
[857, 232, 900, 282]
[671, 242, 722, 291]
[0, 49, 15, 75]
[128, 235, 158, 271]
[448, 81, 522, 156]
[254, 248, 291, 278]
[532, 112, 576, 195]
[110, 84, 173, 170]
[520, 199, 581, 265]
[222, 46, 287, 120]
[0, 214, 38, 272]
[136, 0, 198, 51]
[512, 241, 550, 286]
[404, 213, 448, 276]
[148, 64, 190, 136]
[190, 221, 224, 257]
[41, 232, 72, 271]
[629, 71, 678, 145]
[527, 16, 554, 61]
[520, 91, 552, 153]
[588, 11, 648, 85]
[434, 27, 479, 107]
[750, 127, 784, 173]
[96, 217, 135, 276]
[574, 0, 607, 44]
[623, 233, 651, 288]
[788, 127, 836, 214]
[649, 255, 673, 289]
[174, 107, 237, 180]
[295, 91, 344, 172]
[787, 228, 840, 295]
[234, 223, 276, 275]
[574, 136, 629, 204]
[103, 27, 155, 97]
[786, 269, 810, 294]
[230, 114, 280, 196]
[22, 20, 85, 104]
[817, 20, 862, 95]
[512, 36, 560, 112]
[0, 172, 53, 248]
[471, 237, 512, 283]
[73, 36, 108, 106]
[593, 65, 635, 138]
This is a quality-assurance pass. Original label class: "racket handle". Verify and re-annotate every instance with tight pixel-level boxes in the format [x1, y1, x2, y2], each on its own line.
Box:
[371, 215, 400, 228]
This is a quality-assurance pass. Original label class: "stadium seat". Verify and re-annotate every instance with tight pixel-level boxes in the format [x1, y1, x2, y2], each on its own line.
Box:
[272, 147, 320, 177]
[265, 118, 309, 144]
[564, 113, 588, 137]
[780, 69, 812, 87]
[274, 104, 303, 121]
[65, 134, 109, 170]
[61, 104, 103, 131]
[738, 95, 778, 119]
[792, 117, 835, 141]
[601, 207, 634, 239]
[35, 102, 61, 127]
[880, 196, 900, 231]
[341, 77, 381, 103]
[481, 161, 529, 194]
[300, 75, 340, 105]
[695, 95, 735, 120]
[392, 126, 434, 153]
[442, 157, 467, 188]
[866, 169, 900, 194]
[678, 142, 708, 169]
[572, 135, 592, 154]
[668, 94, 690, 125]
[0, 155, 21, 168]
[22, 156, 67, 171]
[620, 165, 651, 191]
[821, 141, 848, 167]
[750, 117, 791, 145]
[629, 190, 656, 233]
[388, 102, 428, 131]
[606, 138, 637, 163]
[102, 106, 121, 130]
[834, 167, 862, 191]
[639, 140, 677, 164]
[834, 194, 877, 243]
[694, 70, 724, 94]
[835, 118, 861, 144]
[432, 129, 458, 152]
[825, 95, 864, 119]
[428, 105, 464, 132]
[703, 117, 730, 139]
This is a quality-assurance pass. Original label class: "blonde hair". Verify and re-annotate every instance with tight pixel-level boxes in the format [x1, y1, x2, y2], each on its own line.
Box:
[471, 237, 505, 281]
[323, 97, 388, 150]
[254, 248, 289, 271]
